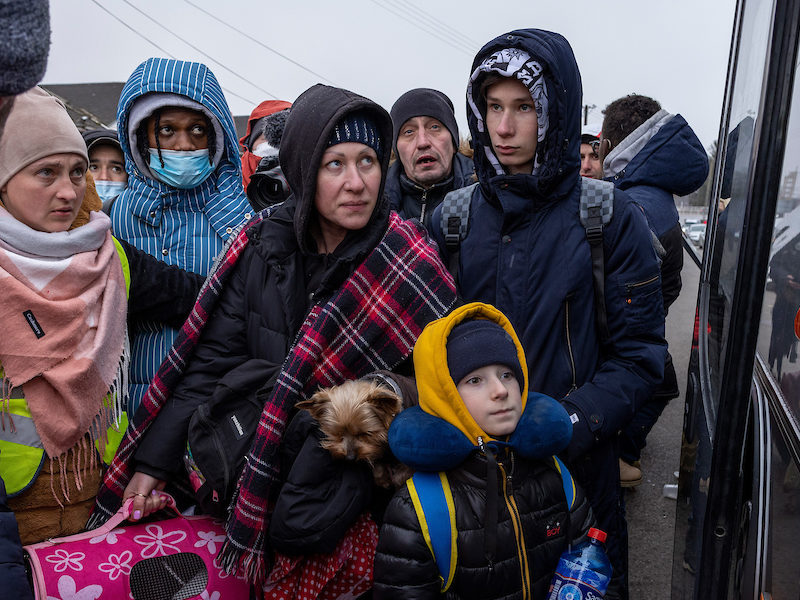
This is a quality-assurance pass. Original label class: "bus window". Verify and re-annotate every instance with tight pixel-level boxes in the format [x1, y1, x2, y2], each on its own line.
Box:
[755, 47, 800, 599]
[704, 0, 771, 422]
[674, 0, 800, 595]
[673, 1, 775, 596]
[758, 55, 800, 413]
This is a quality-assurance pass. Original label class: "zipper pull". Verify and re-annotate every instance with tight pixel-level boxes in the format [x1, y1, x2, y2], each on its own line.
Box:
[478, 436, 486, 454]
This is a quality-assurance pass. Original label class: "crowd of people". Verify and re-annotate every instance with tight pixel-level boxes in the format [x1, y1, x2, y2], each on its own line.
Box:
[0, 2, 710, 599]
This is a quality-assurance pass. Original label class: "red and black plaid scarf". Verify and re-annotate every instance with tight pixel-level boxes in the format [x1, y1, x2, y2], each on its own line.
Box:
[90, 211, 457, 581]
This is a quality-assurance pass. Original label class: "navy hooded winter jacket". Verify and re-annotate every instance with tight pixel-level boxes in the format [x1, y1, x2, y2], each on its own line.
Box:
[604, 110, 709, 312]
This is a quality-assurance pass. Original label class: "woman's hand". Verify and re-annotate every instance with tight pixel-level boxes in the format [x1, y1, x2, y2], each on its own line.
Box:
[123, 472, 167, 521]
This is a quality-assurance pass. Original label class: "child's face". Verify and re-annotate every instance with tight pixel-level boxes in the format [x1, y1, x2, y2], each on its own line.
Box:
[456, 363, 522, 437]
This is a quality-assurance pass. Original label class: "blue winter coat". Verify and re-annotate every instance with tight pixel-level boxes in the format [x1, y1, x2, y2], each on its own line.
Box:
[110, 58, 252, 414]
[431, 29, 667, 597]
[605, 111, 708, 238]
[604, 111, 709, 311]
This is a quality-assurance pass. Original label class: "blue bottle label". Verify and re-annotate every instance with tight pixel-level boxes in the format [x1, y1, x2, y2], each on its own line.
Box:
[547, 557, 610, 599]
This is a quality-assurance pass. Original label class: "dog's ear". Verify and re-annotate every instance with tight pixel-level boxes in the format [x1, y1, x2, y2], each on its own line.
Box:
[366, 385, 403, 427]
[296, 388, 330, 421]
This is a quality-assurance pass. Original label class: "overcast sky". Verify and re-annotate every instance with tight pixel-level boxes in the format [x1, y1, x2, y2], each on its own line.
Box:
[43, 0, 736, 149]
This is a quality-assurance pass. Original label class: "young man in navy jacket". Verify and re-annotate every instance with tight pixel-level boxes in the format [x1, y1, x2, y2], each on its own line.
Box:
[431, 30, 667, 599]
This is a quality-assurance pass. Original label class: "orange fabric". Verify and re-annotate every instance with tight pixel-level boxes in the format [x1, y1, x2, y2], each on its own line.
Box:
[240, 100, 291, 190]
[241, 151, 262, 190]
[70, 172, 103, 230]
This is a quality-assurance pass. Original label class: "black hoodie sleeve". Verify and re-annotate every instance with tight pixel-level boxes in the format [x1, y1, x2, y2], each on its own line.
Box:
[119, 239, 205, 328]
[268, 411, 374, 555]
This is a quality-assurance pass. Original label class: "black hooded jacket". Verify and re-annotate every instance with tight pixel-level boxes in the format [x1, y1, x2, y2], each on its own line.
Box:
[134, 85, 394, 477]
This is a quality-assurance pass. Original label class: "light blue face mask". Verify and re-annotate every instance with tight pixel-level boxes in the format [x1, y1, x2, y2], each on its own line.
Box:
[148, 148, 214, 189]
[94, 180, 127, 203]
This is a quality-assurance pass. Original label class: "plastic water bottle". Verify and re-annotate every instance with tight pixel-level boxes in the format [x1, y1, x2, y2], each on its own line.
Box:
[547, 527, 612, 600]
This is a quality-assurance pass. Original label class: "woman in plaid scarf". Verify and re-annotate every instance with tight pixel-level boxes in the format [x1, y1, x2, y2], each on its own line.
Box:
[93, 84, 457, 582]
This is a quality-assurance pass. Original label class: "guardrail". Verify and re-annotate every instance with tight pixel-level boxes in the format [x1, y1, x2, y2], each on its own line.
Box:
[683, 232, 703, 269]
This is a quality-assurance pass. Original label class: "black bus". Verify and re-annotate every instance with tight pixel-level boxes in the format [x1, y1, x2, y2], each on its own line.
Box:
[672, 0, 800, 597]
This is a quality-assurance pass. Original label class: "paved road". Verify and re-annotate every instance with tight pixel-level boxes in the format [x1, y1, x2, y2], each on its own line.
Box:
[627, 246, 701, 599]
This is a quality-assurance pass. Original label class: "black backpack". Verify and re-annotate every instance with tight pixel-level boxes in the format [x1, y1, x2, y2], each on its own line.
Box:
[440, 177, 616, 344]
[184, 358, 278, 516]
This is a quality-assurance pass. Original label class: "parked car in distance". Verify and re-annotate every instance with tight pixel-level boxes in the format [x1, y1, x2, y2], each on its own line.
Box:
[687, 223, 706, 247]
[682, 218, 702, 235]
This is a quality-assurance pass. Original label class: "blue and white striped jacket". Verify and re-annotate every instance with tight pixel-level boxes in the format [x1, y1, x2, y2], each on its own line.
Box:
[111, 58, 252, 414]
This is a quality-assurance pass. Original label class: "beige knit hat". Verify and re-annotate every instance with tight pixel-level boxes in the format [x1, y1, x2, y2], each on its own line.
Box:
[0, 87, 88, 190]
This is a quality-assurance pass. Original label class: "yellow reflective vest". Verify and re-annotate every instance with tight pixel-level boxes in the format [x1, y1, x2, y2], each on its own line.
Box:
[0, 238, 131, 497]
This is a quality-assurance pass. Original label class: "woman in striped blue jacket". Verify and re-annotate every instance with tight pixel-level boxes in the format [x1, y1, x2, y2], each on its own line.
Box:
[111, 58, 253, 415]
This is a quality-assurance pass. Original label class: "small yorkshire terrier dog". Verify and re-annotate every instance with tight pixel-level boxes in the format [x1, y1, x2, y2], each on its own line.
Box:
[296, 379, 413, 489]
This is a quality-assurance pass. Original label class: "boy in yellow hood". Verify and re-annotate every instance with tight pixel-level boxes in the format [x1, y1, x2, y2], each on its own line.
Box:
[374, 302, 595, 599]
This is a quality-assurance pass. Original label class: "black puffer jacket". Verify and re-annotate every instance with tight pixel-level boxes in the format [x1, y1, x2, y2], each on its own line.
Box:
[268, 409, 375, 555]
[385, 153, 475, 229]
[376, 451, 592, 599]
[134, 85, 394, 477]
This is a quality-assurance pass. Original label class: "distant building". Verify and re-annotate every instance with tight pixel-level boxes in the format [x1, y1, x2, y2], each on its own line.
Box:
[41, 82, 125, 130]
[41, 82, 249, 147]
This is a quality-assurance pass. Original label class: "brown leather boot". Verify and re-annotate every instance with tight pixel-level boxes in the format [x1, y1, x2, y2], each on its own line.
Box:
[619, 458, 643, 488]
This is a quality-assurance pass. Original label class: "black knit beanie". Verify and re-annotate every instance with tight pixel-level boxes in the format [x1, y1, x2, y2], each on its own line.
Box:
[0, 0, 50, 96]
[390, 88, 459, 151]
[327, 110, 384, 160]
[446, 319, 524, 392]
